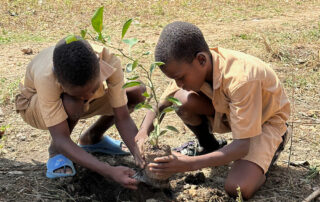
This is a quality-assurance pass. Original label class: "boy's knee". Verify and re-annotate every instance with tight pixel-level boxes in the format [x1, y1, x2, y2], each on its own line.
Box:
[61, 93, 84, 121]
[224, 178, 254, 200]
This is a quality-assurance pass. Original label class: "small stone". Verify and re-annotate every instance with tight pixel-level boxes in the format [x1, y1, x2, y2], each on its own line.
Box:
[21, 48, 33, 55]
[146, 199, 158, 202]
[8, 171, 24, 175]
[191, 185, 198, 190]
[16, 133, 26, 141]
[1, 149, 8, 154]
[183, 184, 191, 189]
[297, 59, 306, 64]
[188, 189, 197, 197]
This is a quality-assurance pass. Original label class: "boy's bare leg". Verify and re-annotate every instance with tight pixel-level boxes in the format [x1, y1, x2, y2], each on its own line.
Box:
[224, 160, 266, 199]
[48, 93, 85, 174]
[49, 85, 145, 174]
[173, 89, 224, 152]
[79, 85, 146, 145]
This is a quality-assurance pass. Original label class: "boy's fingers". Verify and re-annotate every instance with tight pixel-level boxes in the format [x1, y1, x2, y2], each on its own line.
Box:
[125, 184, 138, 190]
[126, 169, 136, 177]
[127, 178, 139, 185]
[154, 155, 174, 162]
[148, 162, 167, 168]
[149, 166, 169, 173]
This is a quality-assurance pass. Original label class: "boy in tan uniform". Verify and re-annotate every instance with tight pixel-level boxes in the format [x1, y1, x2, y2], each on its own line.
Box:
[15, 38, 144, 189]
[135, 22, 290, 198]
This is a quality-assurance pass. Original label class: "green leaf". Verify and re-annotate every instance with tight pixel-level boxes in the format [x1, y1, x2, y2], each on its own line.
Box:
[65, 35, 78, 44]
[163, 106, 175, 113]
[127, 76, 139, 80]
[166, 125, 179, 133]
[134, 103, 153, 110]
[121, 19, 133, 39]
[142, 51, 151, 56]
[150, 63, 156, 74]
[160, 106, 177, 119]
[80, 29, 87, 38]
[167, 96, 182, 106]
[122, 81, 141, 89]
[91, 7, 104, 33]
[123, 38, 138, 48]
[150, 61, 165, 74]
[154, 61, 165, 66]
[126, 61, 138, 73]
[142, 91, 150, 98]
[126, 63, 133, 73]
[98, 33, 104, 42]
[159, 130, 168, 137]
[132, 60, 138, 71]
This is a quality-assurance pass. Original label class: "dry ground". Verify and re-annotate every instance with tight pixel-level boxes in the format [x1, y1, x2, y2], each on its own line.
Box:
[0, 0, 320, 201]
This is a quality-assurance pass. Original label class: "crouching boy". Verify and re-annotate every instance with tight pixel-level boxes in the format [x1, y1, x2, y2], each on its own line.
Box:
[135, 22, 291, 198]
[15, 37, 144, 189]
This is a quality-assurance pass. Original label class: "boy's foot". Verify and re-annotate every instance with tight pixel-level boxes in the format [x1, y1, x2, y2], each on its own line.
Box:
[269, 125, 292, 167]
[79, 135, 130, 155]
[173, 139, 227, 156]
[46, 154, 76, 179]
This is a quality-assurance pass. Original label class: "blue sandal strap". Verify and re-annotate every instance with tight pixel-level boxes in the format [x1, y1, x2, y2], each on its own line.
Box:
[46, 154, 76, 179]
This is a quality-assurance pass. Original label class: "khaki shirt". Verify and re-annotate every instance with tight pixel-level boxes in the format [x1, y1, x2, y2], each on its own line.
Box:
[161, 48, 290, 139]
[15, 43, 127, 128]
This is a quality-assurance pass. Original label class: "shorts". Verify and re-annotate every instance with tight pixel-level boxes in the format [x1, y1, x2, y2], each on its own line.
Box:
[208, 113, 287, 174]
[18, 92, 114, 130]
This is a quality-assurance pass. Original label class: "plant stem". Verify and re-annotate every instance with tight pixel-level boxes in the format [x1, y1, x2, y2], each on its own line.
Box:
[89, 33, 162, 147]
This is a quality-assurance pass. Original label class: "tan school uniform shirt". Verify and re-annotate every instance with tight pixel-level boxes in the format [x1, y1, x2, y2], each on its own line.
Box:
[15, 43, 127, 129]
[161, 48, 290, 172]
[162, 47, 290, 139]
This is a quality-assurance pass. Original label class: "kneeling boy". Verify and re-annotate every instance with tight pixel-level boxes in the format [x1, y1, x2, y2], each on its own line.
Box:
[135, 22, 290, 198]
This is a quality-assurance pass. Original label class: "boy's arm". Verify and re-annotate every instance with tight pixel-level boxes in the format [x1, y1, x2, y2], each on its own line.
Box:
[135, 100, 172, 141]
[48, 121, 138, 189]
[149, 138, 250, 175]
[136, 80, 180, 142]
[112, 105, 141, 162]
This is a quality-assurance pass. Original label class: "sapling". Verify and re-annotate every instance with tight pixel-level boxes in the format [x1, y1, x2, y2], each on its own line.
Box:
[67, 6, 182, 186]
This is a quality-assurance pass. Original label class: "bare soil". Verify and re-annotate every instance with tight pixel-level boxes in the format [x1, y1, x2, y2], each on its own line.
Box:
[1, 1, 320, 201]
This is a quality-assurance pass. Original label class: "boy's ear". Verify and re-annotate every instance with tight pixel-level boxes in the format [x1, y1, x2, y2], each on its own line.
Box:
[196, 52, 206, 66]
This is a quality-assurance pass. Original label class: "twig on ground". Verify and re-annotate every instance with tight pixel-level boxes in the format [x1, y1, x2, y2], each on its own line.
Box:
[288, 63, 296, 170]
[303, 188, 320, 202]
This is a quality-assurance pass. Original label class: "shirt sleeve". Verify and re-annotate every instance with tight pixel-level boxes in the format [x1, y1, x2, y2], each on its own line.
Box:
[229, 80, 262, 139]
[101, 48, 128, 108]
[34, 75, 67, 128]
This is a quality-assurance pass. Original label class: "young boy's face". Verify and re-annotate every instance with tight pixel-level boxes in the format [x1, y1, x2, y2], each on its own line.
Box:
[62, 76, 100, 102]
[161, 53, 209, 92]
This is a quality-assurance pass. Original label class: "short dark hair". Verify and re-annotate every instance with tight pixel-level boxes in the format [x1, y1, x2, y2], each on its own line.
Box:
[155, 21, 210, 65]
[53, 37, 99, 87]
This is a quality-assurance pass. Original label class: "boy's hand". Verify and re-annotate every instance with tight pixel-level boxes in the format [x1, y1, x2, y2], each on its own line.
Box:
[110, 166, 139, 190]
[132, 144, 145, 169]
[134, 130, 148, 168]
[148, 151, 194, 178]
